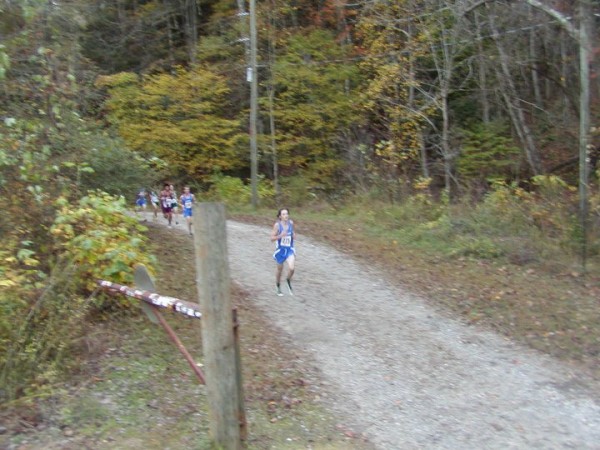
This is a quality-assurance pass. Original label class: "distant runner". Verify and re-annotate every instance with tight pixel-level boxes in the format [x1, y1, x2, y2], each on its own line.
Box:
[149, 191, 160, 220]
[160, 183, 174, 228]
[135, 189, 148, 211]
[170, 184, 179, 225]
[271, 208, 296, 296]
[179, 186, 196, 236]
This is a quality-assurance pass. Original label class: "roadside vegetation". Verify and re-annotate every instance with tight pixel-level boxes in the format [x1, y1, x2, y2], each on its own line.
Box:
[1, 222, 374, 450]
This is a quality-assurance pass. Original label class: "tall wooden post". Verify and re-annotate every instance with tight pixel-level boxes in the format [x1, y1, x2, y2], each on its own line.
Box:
[193, 203, 243, 449]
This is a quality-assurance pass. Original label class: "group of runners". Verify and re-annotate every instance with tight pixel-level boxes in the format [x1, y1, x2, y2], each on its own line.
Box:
[136, 189, 296, 297]
[135, 183, 196, 235]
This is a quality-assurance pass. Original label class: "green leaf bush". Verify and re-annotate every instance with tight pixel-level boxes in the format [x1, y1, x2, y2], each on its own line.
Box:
[1, 191, 155, 403]
[50, 191, 156, 308]
[207, 174, 275, 207]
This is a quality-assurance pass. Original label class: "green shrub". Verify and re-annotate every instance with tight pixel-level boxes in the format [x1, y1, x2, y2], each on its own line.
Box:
[453, 179, 587, 264]
[207, 174, 275, 207]
[457, 120, 521, 182]
[51, 191, 156, 307]
[79, 142, 164, 198]
[0, 191, 155, 403]
[348, 179, 594, 267]
[449, 236, 504, 259]
[404, 193, 446, 223]
[277, 175, 320, 207]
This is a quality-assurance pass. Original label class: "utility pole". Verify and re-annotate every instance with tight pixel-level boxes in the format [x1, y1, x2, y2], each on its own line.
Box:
[237, 0, 259, 208]
[249, 0, 258, 207]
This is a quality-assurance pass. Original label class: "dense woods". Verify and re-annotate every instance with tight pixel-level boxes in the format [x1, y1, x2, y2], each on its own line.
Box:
[2, 0, 598, 195]
[0, 0, 598, 405]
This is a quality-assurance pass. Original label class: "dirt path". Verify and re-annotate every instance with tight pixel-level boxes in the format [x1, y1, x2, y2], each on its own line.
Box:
[225, 220, 600, 450]
[159, 213, 600, 449]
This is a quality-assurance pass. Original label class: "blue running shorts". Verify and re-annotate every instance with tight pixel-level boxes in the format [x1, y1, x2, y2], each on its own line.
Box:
[273, 247, 295, 264]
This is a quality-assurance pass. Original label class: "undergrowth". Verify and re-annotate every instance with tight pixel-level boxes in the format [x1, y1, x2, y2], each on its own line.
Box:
[0, 192, 154, 405]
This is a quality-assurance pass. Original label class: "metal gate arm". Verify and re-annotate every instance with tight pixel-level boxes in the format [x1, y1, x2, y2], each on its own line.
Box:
[96, 280, 202, 319]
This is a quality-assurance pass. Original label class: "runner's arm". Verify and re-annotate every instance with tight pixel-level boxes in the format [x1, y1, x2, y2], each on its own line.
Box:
[270, 223, 281, 242]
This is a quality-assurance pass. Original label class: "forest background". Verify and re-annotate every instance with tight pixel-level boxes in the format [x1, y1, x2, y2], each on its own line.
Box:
[0, 0, 599, 428]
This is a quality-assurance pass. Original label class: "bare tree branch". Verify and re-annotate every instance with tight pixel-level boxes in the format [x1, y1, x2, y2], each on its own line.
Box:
[522, 0, 578, 40]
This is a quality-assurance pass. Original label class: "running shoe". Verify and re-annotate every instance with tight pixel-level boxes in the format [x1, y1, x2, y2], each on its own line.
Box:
[286, 279, 293, 295]
[276, 286, 283, 296]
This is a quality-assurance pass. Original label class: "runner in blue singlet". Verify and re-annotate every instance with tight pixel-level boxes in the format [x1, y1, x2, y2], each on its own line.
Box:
[179, 186, 196, 236]
[271, 208, 296, 296]
[135, 189, 147, 210]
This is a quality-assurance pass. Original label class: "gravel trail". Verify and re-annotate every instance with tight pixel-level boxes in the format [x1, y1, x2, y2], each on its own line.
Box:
[224, 220, 600, 450]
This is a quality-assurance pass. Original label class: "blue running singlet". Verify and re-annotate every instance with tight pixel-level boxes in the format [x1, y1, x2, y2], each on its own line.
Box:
[273, 221, 295, 264]
[181, 193, 193, 218]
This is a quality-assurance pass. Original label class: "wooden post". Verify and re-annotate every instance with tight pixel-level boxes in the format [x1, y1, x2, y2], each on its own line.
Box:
[193, 203, 243, 449]
[232, 307, 247, 441]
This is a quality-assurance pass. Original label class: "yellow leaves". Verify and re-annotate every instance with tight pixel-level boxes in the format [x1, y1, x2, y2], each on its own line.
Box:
[374, 140, 394, 158]
[374, 135, 420, 170]
[94, 72, 139, 89]
[0, 242, 42, 295]
[20, 257, 39, 267]
[531, 175, 577, 196]
[413, 177, 432, 191]
[55, 196, 69, 207]
[48, 191, 156, 297]
[100, 66, 241, 179]
[51, 223, 74, 241]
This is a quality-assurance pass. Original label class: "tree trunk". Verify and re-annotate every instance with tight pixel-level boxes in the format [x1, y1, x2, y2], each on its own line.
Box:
[164, 0, 177, 68]
[419, 131, 429, 180]
[474, 12, 491, 123]
[441, 85, 456, 199]
[182, 0, 198, 65]
[577, 0, 592, 268]
[266, 3, 280, 201]
[268, 85, 280, 202]
[560, 37, 569, 120]
[528, 5, 543, 108]
[488, 7, 543, 175]
[523, 0, 593, 268]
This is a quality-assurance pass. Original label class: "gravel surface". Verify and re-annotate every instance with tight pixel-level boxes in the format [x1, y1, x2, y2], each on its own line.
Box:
[222, 220, 600, 450]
